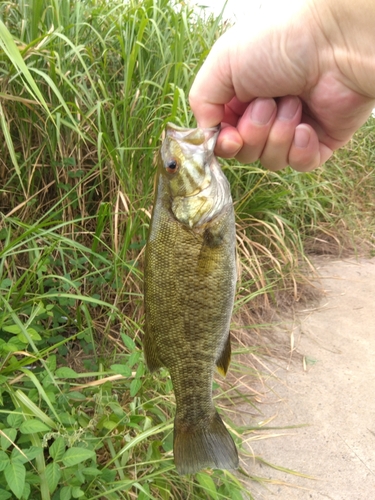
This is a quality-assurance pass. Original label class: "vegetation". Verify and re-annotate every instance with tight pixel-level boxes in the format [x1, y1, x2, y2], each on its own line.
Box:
[0, 0, 374, 499]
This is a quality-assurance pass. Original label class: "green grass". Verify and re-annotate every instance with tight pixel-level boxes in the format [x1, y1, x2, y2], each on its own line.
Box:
[0, 0, 374, 499]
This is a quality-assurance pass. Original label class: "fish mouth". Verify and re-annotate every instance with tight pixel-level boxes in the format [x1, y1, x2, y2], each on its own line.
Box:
[166, 123, 220, 149]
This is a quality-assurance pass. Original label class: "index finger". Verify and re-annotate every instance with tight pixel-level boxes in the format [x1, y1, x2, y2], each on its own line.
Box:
[189, 38, 237, 128]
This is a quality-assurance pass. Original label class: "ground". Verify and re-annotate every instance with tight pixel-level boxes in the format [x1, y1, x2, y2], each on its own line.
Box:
[243, 257, 375, 499]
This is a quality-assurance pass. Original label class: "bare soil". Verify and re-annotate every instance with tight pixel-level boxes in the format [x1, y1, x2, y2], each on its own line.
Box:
[242, 257, 375, 499]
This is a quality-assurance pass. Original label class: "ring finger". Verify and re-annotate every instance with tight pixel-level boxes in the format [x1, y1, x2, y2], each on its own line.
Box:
[259, 96, 302, 170]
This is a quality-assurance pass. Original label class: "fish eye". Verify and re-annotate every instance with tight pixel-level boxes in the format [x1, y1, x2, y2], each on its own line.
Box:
[166, 159, 178, 173]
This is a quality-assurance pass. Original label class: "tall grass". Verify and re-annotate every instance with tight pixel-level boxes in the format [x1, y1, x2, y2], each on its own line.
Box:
[0, 0, 374, 498]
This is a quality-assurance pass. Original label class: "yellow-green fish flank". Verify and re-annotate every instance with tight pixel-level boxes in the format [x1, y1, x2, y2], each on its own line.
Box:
[144, 123, 238, 475]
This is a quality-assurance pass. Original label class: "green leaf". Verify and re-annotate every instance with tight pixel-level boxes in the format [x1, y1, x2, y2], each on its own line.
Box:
[21, 481, 30, 500]
[1, 341, 21, 352]
[55, 367, 79, 378]
[0, 20, 51, 113]
[1, 428, 17, 450]
[0, 278, 12, 289]
[11, 445, 42, 464]
[0, 451, 10, 472]
[10, 448, 28, 464]
[46, 355, 57, 371]
[81, 467, 101, 477]
[128, 351, 140, 368]
[137, 484, 151, 500]
[61, 448, 96, 467]
[14, 389, 58, 430]
[58, 413, 75, 426]
[45, 461, 61, 494]
[4, 460, 26, 499]
[0, 489, 12, 500]
[67, 391, 86, 401]
[60, 486, 72, 500]
[72, 468, 85, 484]
[223, 487, 243, 500]
[72, 487, 85, 498]
[107, 402, 125, 418]
[102, 419, 118, 431]
[25, 445, 43, 462]
[6, 413, 23, 428]
[130, 378, 142, 397]
[195, 472, 219, 500]
[17, 327, 42, 343]
[2, 325, 20, 335]
[135, 361, 145, 378]
[100, 468, 117, 483]
[121, 333, 135, 350]
[19, 419, 51, 434]
[49, 437, 66, 461]
[110, 364, 132, 377]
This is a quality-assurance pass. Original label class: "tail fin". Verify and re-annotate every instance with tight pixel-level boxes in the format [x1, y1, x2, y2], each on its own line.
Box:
[173, 412, 238, 475]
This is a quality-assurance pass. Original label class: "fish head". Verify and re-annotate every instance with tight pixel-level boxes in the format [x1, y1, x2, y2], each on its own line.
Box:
[160, 123, 219, 198]
[159, 123, 231, 227]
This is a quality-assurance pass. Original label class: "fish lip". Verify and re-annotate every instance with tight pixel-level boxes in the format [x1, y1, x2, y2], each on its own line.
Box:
[166, 122, 220, 132]
[165, 123, 220, 148]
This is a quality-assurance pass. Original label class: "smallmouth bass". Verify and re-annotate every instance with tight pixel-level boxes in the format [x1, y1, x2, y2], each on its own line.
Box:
[144, 123, 238, 475]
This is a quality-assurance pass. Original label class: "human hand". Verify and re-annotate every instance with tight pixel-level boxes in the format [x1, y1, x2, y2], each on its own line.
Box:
[189, 0, 375, 171]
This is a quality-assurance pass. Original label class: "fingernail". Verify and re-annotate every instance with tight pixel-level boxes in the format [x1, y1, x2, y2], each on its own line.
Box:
[250, 98, 276, 125]
[294, 126, 310, 148]
[277, 96, 299, 121]
[220, 138, 242, 157]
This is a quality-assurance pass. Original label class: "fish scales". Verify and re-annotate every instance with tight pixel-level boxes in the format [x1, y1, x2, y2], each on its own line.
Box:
[144, 123, 238, 475]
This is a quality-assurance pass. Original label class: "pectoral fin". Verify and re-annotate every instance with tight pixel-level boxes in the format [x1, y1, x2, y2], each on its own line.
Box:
[216, 333, 231, 377]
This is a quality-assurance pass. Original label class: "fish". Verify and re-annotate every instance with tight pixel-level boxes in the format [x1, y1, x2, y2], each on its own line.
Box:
[143, 122, 238, 475]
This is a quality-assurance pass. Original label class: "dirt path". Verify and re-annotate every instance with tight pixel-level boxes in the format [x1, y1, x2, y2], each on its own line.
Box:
[244, 257, 375, 499]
